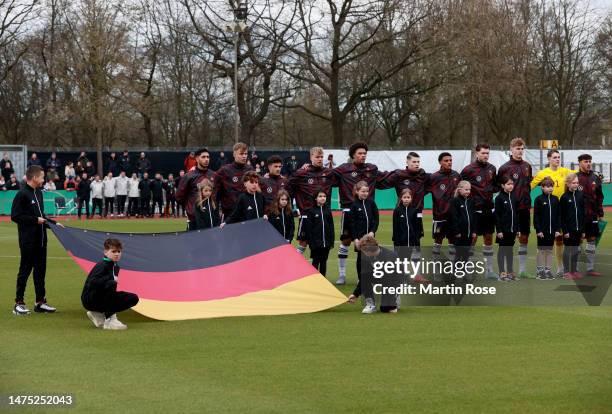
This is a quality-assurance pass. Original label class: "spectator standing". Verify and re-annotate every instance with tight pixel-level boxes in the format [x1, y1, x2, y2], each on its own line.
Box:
[27, 153, 41, 167]
[119, 150, 132, 175]
[76, 173, 91, 219]
[136, 152, 151, 178]
[107, 152, 120, 176]
[65, 162, 76, 179]
[184, 152, 197, 172]
[1, 153, 15, 182]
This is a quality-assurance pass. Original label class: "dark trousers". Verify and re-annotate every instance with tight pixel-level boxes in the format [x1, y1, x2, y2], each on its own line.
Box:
[16, 245, 47, 303]
[84, 291, 139, 319]
[165, 198, 176, 216]
[152, 198, 164, 215]
[353, 250, 364, 297]
[77, 197, 90, 218]
[454, 236, 472, 263]
[311, 247, 331, 276]
[496, 232, 516, 273]
[563, 232, 582, 273]
[104, 197, 115, 216]
[128, 197, 140, 216]
[92, 198, 103, 216]
[140, 196, 151, 217]
[116, 195, 127, 215]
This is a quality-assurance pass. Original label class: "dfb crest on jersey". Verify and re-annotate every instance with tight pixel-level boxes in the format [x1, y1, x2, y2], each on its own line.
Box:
[403, 179, 411, 186]
[578, 185, 584, 191]
[440, 183, 446, 190]
[513, 173, 519, 179]
[476, 176, 482, 182]
[351, 171, 358, 177]
[308, 178, 314, 184]
[488, 170, 494, 177]
[266, 187, 273, 193]
[232, 176, 238, 183]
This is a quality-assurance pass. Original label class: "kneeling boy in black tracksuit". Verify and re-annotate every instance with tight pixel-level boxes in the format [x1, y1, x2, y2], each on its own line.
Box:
[81, 238, 139, 330]
[533, 177, 561, 280]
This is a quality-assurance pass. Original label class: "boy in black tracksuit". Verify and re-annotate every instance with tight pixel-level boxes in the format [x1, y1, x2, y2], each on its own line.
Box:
[11, 166, 64, 315]
[347, 182, 379, 300]
[224, 172, 266, 224]
[304, 191, 335, 276]
[559, 175, 585, 277]
[449, 182, 477, 265]
[81, 238, 139, 330]
[494, 177, 519, 280]
[533, 178, 561, 280]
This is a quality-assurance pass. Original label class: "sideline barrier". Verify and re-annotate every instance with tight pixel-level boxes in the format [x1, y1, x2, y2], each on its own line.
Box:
[1, 185, 611, 215]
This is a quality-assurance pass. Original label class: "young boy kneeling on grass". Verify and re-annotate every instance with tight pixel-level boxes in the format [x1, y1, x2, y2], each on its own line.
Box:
[81, 238, 139, 330]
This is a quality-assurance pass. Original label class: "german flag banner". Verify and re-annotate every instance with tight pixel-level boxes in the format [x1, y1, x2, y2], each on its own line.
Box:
[50, 220, 347, 320]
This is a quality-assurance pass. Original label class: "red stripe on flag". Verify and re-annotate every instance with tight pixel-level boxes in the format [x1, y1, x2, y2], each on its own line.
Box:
[69, 244, 318, 302]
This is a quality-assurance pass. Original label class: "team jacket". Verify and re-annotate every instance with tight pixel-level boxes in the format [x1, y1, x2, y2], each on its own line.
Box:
[115, 176, 129, 196]
[494, 191, 519, 233]
[303, 205, 335, 250]
[347, 198, 379, 240]
[530, 166, 576, 199]
[449, 196, 476, 239]
[288, 165, 335, 212]
[460, 161, 498, 210]
[560, 190, 585, 234]
[267, 209, 295, 242]
[90, 180, 104, 199]
[150, 179, 164, 200]
[128, 179, 140, 197]
[11, 184, 57, 248]
[577, 170, 604, 218]
[175, 166, 215, 222]
[380, 168, 430, 211]
[81, 258, 119, 309]
[498, 158, 533, 210]
[76, 179, 91, 199]
[138, 179, 151, 198]
[533, 193, 561, 235]
[260, 174, 289, 206]
[213, 162, 254, 215]
[193, 199, 222, 230]
[102, 177, 116, 198]
[163, 180, 176, 200]
[333, 162, 387, 208]
[392, 205, 423, 247]
[225, 192, 265, 224]
[426, 169, 460, 221]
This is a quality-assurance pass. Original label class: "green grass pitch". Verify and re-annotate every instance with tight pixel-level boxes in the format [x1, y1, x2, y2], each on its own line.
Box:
[1, 215, 611, 413]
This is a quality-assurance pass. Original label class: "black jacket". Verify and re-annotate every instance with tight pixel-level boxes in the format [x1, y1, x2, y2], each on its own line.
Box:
[494, 191, 519, 233]
[11, 184, 56, 248]
[81, 258, 119, 309]
[449, 196, 476, 239]
[77, 179, 91, 199]
[193, 199, 221, 230]
[225, 192, 266, 224]
[268, 210, 295, 242]
[392, 205, 423, 246]
[138, 179, 151, 198]
[347, 198, 379, 240]
[533, 193, 560, 235]
[304, 205, 334, 250]
[150, 179, 164, 199]
[560, 190, 585, 234]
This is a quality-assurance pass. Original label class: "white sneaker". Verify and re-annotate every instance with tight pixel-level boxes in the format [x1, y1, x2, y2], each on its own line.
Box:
[87, 311, 105, 328]
[103, 314, 127, 330]
[362, 298, 377, 314]
[34, 302, 56, 313]
[335, 276, 346, 285]
[13, 303, 31, 315]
